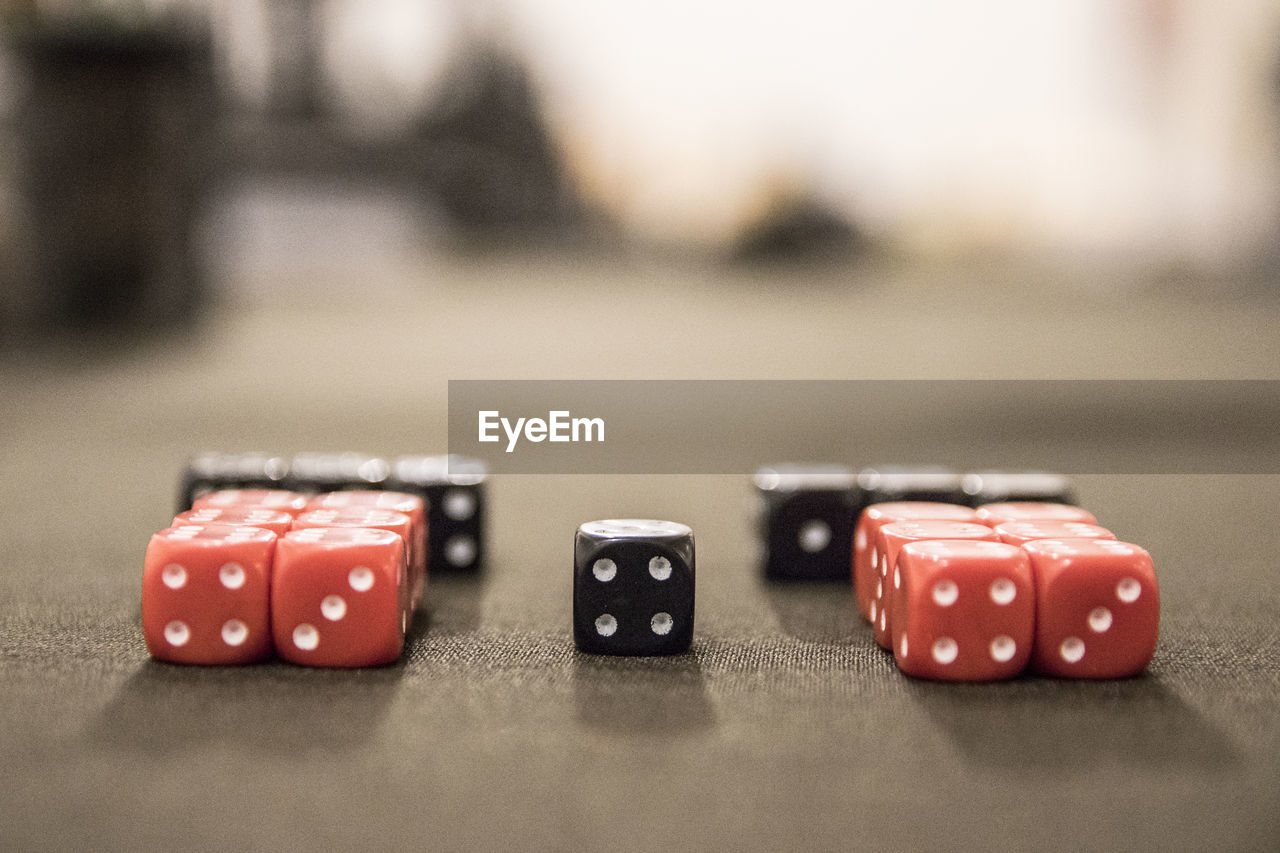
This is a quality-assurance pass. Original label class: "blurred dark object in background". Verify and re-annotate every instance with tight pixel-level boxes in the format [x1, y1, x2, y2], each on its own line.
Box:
[731, 192, 864, 266]
[5, 15, 216, 341]
[409, 41, 582, 241]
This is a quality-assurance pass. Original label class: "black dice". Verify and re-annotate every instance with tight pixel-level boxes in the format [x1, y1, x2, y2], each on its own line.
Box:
[285, 452, 391, 493]
[574, 520, 695, 655]
[177, 451, 290, 513]
[960, 470, 1076, 507]
[754, 465, 860, 581]
[387, 455, 487, 573]
[856, 465, 965, 504]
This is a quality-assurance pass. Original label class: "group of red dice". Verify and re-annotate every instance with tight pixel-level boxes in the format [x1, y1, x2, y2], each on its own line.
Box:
[142, 488, 428, 667]
[853, 502, 1159, 681]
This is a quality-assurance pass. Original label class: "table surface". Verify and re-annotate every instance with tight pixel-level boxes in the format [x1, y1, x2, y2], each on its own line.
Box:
[2, 245, 1279, 852]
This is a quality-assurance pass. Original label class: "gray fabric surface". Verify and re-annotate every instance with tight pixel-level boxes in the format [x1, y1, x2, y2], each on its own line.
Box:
[2, 254, 1278, 852]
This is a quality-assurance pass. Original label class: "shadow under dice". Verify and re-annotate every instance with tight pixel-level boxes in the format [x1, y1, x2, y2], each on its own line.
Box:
[574, 520, 695, 656]
[891, 540, 1034, 681]
[1024, 539, 1160, 678]
[272, 527, 409, 668]
[142, 523, 276, 664]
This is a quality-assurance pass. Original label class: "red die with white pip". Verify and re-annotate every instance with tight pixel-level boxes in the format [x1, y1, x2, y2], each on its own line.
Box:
[891, 539, 1034, 681]
[174, 506, 295, 538]
[272, 526, 409, 667]
[192, 489, 310, 517]
[974, 502, 1097, 527]
[306, 491, 427, 606]
[872, 520, 999, 648]
[142, 523, 276, 664]
[1023, 538, 1159, 678]
[853, 503, 979, 622]
[994, 520, 1115, 547]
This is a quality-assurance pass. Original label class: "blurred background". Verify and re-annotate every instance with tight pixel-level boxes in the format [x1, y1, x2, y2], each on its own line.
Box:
[1, 0, 1279, 345]
[2, 9, 1279, 850]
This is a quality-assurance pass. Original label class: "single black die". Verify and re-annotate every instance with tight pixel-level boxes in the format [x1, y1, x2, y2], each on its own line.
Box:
[856, 465, 965, 505]
[386, 455, 487, 573]
[960, 470, 1077, 507]
[574, 520, 694, 656]
[285, 452, 391, 493]
[754, 465, 860, 582]
[177, 451, 290, 513]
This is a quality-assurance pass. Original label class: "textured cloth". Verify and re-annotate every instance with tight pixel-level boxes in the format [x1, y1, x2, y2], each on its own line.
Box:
[2, 258, 1278, 852]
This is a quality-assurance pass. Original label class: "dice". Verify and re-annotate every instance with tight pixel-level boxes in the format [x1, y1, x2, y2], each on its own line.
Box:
[961, 471, 1076, 507]
[1023, 539, 1159, 678]
[285, 452, 391, 493]
[853, 502, 980, 620]
[386, 455, 487, 573]
[173, 506, 295, 538]
[177, 451, 290, 513]
[890, 540, 1034, 681]
[142, 523, 276, 664]
[292, 506, 417, 606]
[191, 488, 309, 517]
[753, 465, 859, 581]
[857, 465, 965, 505]
[574, 519, 694, 655]
[994, 520, 1115, 547]
[304, 491, 428, 606]
[272, 526, 409, 667]
[975, 502, 1097, 527]
[871, 520, 1000, 648]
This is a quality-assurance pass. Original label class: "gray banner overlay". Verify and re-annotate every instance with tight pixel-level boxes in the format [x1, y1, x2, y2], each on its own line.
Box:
[447, 380, 1280, 474]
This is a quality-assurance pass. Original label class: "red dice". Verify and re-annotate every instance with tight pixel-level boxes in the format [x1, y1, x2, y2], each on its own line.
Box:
[192, 489, 310, 517]
[994, 520, 1115, 547]
[853, 503, 979, 621]
[306, 491, 427, 606]
[173, 506, 295, 538]
[974, 502, 1098, 526]
[142, 523, 276, 664]
[1023, 539, 1159, 678]
[871, 520, 999, 648]
[890, 539, 1034, 681]
[272, 527, 409, 667]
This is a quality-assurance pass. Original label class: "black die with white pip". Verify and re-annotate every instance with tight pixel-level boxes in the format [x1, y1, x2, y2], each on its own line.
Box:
[754, 465, 860, 582]
[856, 465, 965, 505]
[574, 519, 695, 656]
[960, 470, 1077, 507]
[386, 455, 488, 573]
[177, 451, 290, 513]
[285, 452, 391, 493]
